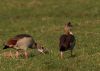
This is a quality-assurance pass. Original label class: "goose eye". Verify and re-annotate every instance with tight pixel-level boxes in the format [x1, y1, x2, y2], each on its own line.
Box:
[42, 47, 44, 49]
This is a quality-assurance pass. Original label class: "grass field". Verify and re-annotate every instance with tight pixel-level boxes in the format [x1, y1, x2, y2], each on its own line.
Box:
[0, 0, 100, 71]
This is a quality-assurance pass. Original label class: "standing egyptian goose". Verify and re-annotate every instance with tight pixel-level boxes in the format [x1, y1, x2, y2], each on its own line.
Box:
[59, 22, 76, 59]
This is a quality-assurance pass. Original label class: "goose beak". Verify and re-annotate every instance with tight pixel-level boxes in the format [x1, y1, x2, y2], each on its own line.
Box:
[37, 47, 49, 54]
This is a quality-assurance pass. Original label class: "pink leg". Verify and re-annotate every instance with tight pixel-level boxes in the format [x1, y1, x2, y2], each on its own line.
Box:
[9, 50, 13, 58]
[60, 52, 64, 59]
[24, 51, 28, 59]
[15, 51, 19, 58]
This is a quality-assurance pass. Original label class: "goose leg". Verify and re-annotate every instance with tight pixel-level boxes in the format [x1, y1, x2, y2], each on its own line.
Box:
[9, 50, 13, 58]
[60, 51, 64, 59]
[15, 51, 19, 58]
[24, 51, 28, 59]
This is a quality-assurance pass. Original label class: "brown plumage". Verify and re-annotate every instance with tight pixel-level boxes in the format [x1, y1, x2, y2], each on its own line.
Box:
[5, 38, 17, 47]
[59, 34, 75, 52]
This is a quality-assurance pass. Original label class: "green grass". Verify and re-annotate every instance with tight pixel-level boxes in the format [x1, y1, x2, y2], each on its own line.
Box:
[0, 0, 100, 71]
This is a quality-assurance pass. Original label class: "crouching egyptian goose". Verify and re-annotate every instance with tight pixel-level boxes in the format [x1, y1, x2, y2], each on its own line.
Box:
[59, 22, 76, 59]
[3, 34, 47, 58]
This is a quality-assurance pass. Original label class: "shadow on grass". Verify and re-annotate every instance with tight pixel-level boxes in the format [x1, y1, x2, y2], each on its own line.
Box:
[68, 54, 76, 58]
